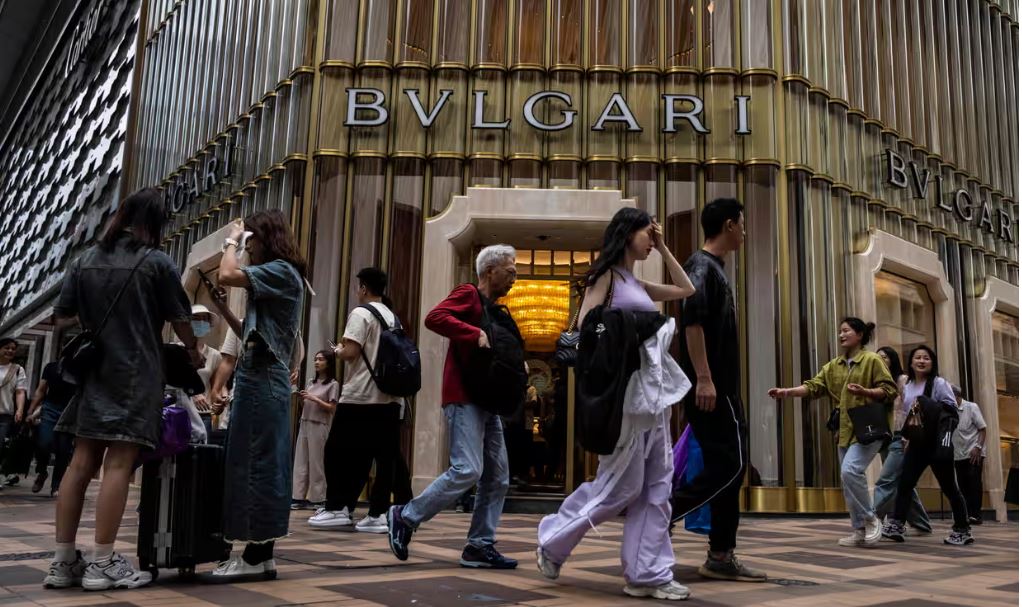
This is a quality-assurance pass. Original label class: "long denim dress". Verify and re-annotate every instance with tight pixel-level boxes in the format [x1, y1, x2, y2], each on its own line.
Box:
[223, 259, 303, 544]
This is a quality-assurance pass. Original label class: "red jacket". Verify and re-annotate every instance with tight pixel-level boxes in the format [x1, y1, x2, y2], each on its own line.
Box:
[425, 284, 483, 406]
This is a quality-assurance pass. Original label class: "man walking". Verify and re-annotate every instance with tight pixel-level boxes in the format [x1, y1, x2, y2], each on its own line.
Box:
[386, 245, 520, 569]
[951, 384, 987, 525]
[671, 198, 766, 582]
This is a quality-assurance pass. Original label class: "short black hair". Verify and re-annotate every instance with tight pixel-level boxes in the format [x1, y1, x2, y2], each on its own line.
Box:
[701, 198, 744, 239]
[356, 267, 388, 296]
[0, 337, 16, 349]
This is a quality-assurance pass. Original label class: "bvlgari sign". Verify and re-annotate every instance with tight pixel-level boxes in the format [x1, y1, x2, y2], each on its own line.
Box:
[885, 150, 1015, 243]
[343, 88, 752, 134]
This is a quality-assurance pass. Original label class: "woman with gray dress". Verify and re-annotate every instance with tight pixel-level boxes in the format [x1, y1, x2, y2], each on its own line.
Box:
[45, 189, 200, 591]
[208, 209, 305, 581]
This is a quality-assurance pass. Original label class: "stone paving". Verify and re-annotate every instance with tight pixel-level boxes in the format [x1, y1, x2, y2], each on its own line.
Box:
[0, 482, 1017, 606]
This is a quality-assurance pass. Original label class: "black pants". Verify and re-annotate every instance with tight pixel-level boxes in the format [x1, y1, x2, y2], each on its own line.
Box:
[671, 393, 748, 553]
[324, 403, 411, 516]
[954, 458, 984, 520]
[242, 541, 274, 565]
[895, 442, 969, 531]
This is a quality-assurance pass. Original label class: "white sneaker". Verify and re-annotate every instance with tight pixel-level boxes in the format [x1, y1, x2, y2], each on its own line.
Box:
[210, 556, 277, 581]
[623, 580, 690, 601]
[837, 529, 866, 547]
[308, 507, 353, 528]
[863, 516, 882, 545]
[81, 553, 152, 591]
[43, 550, 86, 588]
[536, 547, 561, 580]
[354, 514, 388, 534]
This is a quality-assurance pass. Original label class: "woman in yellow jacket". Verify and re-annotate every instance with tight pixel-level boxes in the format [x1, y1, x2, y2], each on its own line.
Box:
[768, 317, 898, 548]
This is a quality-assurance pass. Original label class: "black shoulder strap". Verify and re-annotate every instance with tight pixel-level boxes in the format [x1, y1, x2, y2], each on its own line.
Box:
[358, 303, 401, 330]
[93, 248, 154, 335]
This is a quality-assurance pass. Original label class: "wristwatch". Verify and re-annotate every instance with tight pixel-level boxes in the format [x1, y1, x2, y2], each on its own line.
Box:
[221, 237, 240, 252]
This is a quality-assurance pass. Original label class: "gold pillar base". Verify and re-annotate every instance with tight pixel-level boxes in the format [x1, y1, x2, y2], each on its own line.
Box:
[747, 486, 790, 512]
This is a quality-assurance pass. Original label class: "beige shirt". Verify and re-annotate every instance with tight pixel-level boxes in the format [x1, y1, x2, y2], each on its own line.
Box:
[0, 364, 27, 416]
[301, 378, 339, 424]
[340, 303, 400, 405]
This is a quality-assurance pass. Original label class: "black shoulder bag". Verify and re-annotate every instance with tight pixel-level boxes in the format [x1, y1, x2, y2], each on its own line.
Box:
[847, 400, 892, 446]
[58, 249, 153, 385]
[554, 272, 616, 367]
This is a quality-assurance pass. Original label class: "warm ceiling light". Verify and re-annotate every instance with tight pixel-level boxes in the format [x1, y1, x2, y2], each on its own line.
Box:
[498, 280, 571, 352]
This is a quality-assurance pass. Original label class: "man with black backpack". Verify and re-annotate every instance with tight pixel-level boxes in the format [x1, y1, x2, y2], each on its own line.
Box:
[386, 244, 525, 570]
[311, 268, 415, 533]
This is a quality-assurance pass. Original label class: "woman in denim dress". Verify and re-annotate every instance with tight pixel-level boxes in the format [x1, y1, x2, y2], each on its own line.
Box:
[208, 210, 305, 581]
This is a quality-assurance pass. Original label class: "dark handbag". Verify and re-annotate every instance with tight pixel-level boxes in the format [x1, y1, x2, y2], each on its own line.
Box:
[902, 400, 925, 442]
[826, 407, 840, 432]
[58, 249, 153, 385]
[460, 289, 528, 416]
[554, 274, 614, 367]
[847, 400, 892, 445]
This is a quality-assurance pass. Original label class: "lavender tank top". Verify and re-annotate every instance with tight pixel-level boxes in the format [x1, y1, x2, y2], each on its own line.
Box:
[608, 268, 657, 312]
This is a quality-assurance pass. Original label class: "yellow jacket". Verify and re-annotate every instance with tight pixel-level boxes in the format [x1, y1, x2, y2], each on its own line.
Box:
[802, 349, 899, 448]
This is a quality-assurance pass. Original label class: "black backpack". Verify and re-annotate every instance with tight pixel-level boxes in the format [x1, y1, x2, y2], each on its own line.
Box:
[358, 304, 422, 397]
[459, 289, 528, 416]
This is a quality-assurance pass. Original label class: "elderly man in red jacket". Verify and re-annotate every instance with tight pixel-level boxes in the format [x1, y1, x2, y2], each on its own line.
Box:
[385, 244, 520, 570]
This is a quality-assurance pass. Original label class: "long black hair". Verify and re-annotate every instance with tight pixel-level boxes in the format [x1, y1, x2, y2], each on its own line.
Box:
[99, 188, 168, 251]
[877, 346, 905, 379]
[313, 349, 337, 384]
[840, 316, 876, 347]
[579, 207, 652, 294]
[906, 344, 940, 398]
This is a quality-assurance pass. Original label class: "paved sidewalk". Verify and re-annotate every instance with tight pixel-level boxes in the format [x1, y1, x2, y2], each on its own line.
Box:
[0, 483, 1017, 606]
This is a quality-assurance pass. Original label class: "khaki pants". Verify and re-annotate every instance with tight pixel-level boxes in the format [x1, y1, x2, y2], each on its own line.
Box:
[292, 419, 330, 502]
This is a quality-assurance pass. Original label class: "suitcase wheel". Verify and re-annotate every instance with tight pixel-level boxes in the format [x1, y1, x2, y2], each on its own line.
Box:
[178, 566, 196, 578]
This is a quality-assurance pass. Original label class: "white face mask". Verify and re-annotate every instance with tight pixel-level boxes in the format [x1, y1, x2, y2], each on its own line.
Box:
[191, 320, 211, 337]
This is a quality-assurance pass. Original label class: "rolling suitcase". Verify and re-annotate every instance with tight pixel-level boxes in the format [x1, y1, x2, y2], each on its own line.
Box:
[137, 443, 230, 579]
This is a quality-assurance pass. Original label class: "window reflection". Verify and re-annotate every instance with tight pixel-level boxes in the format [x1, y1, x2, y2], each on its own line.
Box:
[874, 271, 936, 360]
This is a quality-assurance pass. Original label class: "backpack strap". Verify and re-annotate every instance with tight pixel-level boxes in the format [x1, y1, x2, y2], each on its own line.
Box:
[356, 304, 398, 380]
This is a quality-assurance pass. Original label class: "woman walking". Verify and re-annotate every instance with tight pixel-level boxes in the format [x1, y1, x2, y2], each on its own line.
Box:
[292, 350, 339, 510]
[45, 189, 200, 590]
[881, 346, 973, 545]
[25, 360, 77, 496]
[536, 207, 696, 601]
[208, 210, 305, 581]
[768, 318, 898, 548]
[872, 346, 931, 534]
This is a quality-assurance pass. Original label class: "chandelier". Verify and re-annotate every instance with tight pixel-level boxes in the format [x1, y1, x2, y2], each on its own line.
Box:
[499, 280, 571, 352]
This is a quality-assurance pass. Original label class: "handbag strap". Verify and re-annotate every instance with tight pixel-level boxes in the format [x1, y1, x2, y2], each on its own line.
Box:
[0, 364, 17, 391]
[91, 248, 154, 335]
[567, 269, 617, 332]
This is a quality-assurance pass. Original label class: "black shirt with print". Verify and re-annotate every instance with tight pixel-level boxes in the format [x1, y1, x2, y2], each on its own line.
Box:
[678, 250, 740, 398]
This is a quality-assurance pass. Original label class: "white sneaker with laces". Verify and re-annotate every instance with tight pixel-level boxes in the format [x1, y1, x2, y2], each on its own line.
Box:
[308, 507, 353, 528]
[354, 514, 388, 533]
[210, 556, 278, 580]
[535, 547, 561, 580]
[623, 580, 690, 601]
[81, 553, 152, 591]
[838, 529, 866, 547]
[43, 550, 86, 588]
[863, 516, 882, 545]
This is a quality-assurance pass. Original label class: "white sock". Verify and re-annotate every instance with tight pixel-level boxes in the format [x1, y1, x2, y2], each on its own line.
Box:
[92, 542, 114, 564]
[55, 542, 76, 563]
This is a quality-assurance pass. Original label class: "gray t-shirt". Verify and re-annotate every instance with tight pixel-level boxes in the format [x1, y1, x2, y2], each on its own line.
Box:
[953, 400, 987, 460]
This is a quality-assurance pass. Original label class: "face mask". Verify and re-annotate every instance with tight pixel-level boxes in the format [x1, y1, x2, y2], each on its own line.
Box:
[191, 320, 211, 337]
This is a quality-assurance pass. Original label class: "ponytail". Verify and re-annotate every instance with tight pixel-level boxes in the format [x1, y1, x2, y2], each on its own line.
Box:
[841, 316, 876, 346]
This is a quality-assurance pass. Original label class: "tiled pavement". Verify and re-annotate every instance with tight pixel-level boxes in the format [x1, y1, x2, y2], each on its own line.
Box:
[0, 484, 1017, 606]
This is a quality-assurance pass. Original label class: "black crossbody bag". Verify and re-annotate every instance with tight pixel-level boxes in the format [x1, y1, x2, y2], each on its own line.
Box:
[58, 249, 153, 385]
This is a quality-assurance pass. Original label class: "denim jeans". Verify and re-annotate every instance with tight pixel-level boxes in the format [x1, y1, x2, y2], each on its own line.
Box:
[401, 403, 509, 548]
[0, 414, 12, 472]
[839, 440, 884, 529]
[873, 438, 931, 531]
[35, 403, 73, 492]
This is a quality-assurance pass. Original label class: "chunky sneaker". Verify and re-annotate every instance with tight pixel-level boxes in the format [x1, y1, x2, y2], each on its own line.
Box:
[881, 519, 906, 543]
[968, 516, 983, 526]
[209, 556, 278, 582]
[698, 551, 767, 582]
[623, 580, 690, 601]
[536, 547, 561, 579]
[460, 544, 518, 569]
[81, 553, 152, 591]
[32, 471, 48, 494]
[290, 500, 307, 510]
[308, 507, 353, 528]
[386, 505, 414, 561]
[862, 516, 882, 545]
[355, 514, 388, 534]
[43, 550, 86, 588]
[838, 529, 866, 547]
[944, 530, 975, 546]
[4, 474, 19, 487]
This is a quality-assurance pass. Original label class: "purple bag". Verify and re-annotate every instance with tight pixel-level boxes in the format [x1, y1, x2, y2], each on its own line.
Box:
[672, 426, 692, 489]
[138, 406, 191, 464]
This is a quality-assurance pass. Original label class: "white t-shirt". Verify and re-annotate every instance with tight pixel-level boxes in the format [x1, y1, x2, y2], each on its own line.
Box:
[953, 400, 988, 461]
[341, 302, 400, 405]
[0, 364, 28, 416]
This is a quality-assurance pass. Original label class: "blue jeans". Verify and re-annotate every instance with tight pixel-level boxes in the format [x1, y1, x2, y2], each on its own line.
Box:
[35, 402, 73, 492]
[873, 437, 931, 531]
[839, 440, 884, 529]
[401, 403, 509, 548]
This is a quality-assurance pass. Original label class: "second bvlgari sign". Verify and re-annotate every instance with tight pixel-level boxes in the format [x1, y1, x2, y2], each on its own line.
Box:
[342, 88, 753, 134]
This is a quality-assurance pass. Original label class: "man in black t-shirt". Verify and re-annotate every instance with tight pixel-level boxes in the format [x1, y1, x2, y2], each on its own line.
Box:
[672, 198, 766, 583]
[26, 362, 76, 496]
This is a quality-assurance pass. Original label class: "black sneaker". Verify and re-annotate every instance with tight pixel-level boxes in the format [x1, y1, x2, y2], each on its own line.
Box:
[881, 519, 906, 543]
[968, 516, 983, 526]
[386, 505, 414, 561]
[32, 471, 48, 493]
[944, 530, 975, 546]
[460, 544, 518, 570]
[697, 551, 766, 582]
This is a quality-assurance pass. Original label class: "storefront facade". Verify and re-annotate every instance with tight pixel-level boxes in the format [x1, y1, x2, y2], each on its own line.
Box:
[2, 0, 1016, 515]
